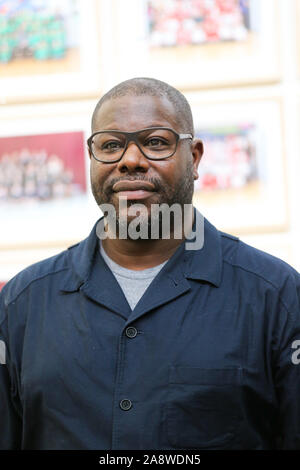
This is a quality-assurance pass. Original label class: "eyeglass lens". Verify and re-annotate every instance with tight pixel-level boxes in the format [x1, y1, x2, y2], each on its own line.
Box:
[91, 129, 178, 161]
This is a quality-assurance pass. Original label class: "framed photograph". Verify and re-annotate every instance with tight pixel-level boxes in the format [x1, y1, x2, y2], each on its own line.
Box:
[0, 100, 101, 248]
[114, 0, 281, 89]
[0, 0, 107, 103]
[189, 96, 288, 234]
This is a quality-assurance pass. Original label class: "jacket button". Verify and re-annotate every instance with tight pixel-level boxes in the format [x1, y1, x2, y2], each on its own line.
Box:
[120, 399, 132, 411]
[125, 327, 137, 338]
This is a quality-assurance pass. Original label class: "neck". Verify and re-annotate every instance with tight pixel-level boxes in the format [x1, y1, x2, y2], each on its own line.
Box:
[101, 237, 183, 270]
[100, 208, 194, 270]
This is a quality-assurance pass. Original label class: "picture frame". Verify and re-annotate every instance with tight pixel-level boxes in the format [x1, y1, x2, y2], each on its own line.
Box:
[0, 0, 109, 103]
[188, 96, 288, 235]
[0, 99, 101, 249]
[113, 0, 281, 90]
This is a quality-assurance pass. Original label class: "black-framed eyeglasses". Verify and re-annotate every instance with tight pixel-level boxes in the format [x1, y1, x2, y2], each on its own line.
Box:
[87, 127, 193, 163]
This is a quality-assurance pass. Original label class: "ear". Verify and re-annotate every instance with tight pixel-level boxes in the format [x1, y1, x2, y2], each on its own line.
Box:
[191, 139, 204, 180]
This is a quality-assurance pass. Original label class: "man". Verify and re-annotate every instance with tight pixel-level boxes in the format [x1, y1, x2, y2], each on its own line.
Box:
[0, 77, 299, 450]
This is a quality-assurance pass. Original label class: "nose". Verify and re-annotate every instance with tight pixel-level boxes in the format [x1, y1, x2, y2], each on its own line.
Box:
[117, 141, 150, 173]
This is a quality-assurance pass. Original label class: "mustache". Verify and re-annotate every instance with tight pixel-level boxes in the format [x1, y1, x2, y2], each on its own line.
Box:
[104, 175, 162, 195]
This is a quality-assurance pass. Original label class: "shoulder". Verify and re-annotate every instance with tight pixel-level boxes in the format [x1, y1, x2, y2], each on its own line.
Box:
[220, 230, 298, 284]
[219, 230, 300, 312]
[0, 217, 101, 322]
[0, 241, 80, 309]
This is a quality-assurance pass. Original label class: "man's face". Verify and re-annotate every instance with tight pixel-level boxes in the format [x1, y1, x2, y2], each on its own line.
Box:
[89, 94, 203, 232]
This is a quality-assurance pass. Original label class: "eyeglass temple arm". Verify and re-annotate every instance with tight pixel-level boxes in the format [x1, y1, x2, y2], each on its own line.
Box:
[179, 133, 193, 140]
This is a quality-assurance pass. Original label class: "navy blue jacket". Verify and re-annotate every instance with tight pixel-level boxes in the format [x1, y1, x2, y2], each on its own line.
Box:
[0, 214, 300, 449]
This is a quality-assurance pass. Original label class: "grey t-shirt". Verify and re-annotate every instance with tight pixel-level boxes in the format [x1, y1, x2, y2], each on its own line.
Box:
[99, 241, 167, 310]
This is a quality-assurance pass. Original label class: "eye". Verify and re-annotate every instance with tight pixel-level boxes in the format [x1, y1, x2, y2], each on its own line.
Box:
[101, 140, 123, 152]
[145, 137, 168, 148]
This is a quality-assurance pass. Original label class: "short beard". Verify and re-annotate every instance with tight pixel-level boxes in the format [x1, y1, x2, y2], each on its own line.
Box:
[91, 159, 195, 240]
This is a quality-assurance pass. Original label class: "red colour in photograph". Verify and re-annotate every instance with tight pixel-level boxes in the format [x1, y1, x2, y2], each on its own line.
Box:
[0, 131, 87, 203]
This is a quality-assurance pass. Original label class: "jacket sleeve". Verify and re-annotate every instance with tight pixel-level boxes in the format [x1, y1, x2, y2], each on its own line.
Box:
[273, 270, 300, 449]
[0, 289, 22, 449]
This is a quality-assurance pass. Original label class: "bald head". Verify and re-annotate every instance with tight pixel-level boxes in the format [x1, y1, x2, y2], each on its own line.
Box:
[91, 77, 194, 136]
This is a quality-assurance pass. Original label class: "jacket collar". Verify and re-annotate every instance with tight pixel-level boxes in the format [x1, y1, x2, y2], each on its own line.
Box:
[60, 208, 223, 293]
[183, 211, 223, 286]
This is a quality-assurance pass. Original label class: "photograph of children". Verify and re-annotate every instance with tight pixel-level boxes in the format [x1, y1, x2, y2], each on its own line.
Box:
[0, 0, 80, 77]
[148, 0, 251, 47]
[191, 98, 287, 234]
[115, 0, 278, 89]
[194, 124, 258, 192]
[0, 131, 86, 204]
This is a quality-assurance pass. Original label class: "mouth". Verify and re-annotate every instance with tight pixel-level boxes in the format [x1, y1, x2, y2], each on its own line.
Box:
[112, 180, 156, 192]
[112, 180, 156, 200]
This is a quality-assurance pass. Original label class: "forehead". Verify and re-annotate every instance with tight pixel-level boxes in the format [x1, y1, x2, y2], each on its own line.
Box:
[92, 95, 180, 132]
